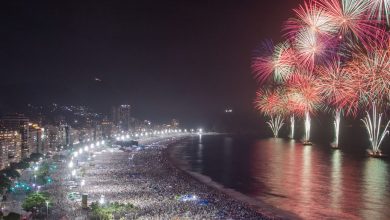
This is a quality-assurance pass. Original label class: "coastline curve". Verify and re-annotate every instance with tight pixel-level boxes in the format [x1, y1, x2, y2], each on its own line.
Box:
[166, 135, 300, 220]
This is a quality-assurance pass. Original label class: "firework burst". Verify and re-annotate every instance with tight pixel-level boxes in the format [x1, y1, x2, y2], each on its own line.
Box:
[317, 58, 355, 108]
[284, 0, 338, 39]
[267, 115, 285, 138]
[316, 0, 382, 48]
[273, 42, 297, 83]
[255, 88, 287, 138]
[286, 72, 323, 115]
[252, 0, 390, 150]
[254, 88, 286, 116]
[362, 104, 390, 155]
[293, 27, 338, 70]
[252, 40, 277, 84]
[345, 44, 390, 108]
[367, 0, 390, 24]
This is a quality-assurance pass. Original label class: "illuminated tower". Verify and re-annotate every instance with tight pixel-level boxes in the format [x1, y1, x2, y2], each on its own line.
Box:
[1, 114, 30, 159]
[112, 105, 131, 131]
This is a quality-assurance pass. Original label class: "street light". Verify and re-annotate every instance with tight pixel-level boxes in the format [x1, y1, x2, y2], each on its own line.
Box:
[68, 161, 74, 168]
[99, 195, 105, 205]
[46, 200, 49, 218]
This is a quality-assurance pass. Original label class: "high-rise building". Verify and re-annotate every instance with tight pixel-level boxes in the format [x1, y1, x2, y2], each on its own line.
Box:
[28, 123, 44, 154]
[45, 125, 61, 151]
[69, 127, 80, 145]
[0, 130, 22, 169]
[171, 119, 180, 128]
[1, 114, 31, 159]
[112, 105, 131, 131]
[40, 128, 50, 154]
[0, 139, 9, 170]
[78, 127, 94, 143]
[57, 124, 71, 147]
[94, 124, 103, 141]
[101, 118, 113, 139]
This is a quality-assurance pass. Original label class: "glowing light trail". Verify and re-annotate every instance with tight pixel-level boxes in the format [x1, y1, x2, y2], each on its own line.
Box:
[304, 111, 311, 143]
[289, 115, 295, 139]
[332, 110, 341, 148]
[267, 115, 285, 138]
[362, 104, 390, 155]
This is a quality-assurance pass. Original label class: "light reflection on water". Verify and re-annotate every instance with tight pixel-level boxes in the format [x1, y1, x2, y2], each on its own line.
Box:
[177, 135, 390, 219]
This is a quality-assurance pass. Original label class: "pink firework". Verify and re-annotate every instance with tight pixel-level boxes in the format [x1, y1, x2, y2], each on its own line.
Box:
[284, 0, 338, 39]
[273, 41, 298, 83]
[316, 0, 383, 48]
[254, 88, 287, 116]
[346, 44, 390, 106]
[285, 72, 323, 116]
[251, 41, 276, 84]
[366, 0, 390, 24]
[316, 58, 355, 108]
[293, 27, 336, 70]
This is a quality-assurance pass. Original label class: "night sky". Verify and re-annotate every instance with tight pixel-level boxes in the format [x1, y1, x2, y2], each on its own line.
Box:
[1, 0, 299, 126]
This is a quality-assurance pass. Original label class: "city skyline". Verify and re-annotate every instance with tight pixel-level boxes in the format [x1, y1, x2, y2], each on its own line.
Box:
[1, 0, 390, 219]
[0, 0, 299, 126]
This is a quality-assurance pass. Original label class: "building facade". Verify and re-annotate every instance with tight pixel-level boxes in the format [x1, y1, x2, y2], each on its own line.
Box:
[112, 105, 131, 131]
[1, 114, 31, 159]
[0, 130, 22, 169]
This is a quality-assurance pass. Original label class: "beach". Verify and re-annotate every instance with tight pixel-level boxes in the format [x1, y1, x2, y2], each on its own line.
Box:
[51, 135, 271, 219]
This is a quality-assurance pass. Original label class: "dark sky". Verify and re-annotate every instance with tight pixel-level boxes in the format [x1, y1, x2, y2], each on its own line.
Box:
[1, 0, 299, 126]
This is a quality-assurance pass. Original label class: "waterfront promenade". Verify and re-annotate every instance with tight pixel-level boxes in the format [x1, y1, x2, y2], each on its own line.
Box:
[49, 134, 268, 219]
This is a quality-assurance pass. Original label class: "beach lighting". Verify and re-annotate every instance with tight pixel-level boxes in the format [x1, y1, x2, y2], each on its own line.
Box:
[99, 195, 105, 204]
[68, 161, 74, 168]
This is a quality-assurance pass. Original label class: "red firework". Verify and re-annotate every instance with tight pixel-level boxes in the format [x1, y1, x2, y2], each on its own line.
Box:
[293, 28, 337, 70]
[316, 0, 385, 49]
[251, 41, 276, 84]
[285, 72, 323, 116]
[316, 58, 357, 111]
[284, 0, 338, 39]
[254, 88, 287, 116]
[345, 44, 390, 107]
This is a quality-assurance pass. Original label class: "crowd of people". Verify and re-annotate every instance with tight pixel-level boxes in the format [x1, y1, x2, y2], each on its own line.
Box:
[48, 135, 272, 219]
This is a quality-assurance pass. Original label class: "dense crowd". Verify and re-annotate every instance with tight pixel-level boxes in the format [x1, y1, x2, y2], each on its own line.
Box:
[49, 136, 272, 219]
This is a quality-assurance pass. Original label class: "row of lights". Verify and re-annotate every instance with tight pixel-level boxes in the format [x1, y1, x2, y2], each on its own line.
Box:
[114, 129, 188, 141]
[68, 140, 106, 178]
[67, 140, 107, 205]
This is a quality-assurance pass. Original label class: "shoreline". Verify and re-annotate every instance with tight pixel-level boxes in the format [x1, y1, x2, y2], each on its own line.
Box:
[55, 135, 273, 219]
[165, 134, 300, 220]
